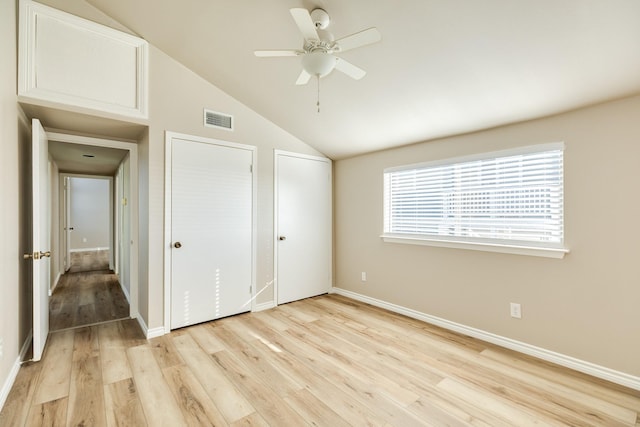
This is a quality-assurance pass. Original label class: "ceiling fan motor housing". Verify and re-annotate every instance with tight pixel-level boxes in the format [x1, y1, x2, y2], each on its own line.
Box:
[311, 8, 330, 29]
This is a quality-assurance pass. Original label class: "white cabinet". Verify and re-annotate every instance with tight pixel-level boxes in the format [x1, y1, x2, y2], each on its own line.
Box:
[18, 0, 148, 120]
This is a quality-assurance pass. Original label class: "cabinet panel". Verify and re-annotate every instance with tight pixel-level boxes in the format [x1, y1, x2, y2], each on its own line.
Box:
[19, 0, 148, 120]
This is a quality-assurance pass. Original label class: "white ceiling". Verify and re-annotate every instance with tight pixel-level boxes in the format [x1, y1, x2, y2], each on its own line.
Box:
[49, 140, 128, 175]
[84, 0, 640, 159]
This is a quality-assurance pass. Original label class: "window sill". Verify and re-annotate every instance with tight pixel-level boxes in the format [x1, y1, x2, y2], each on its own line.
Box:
[380, 234, 569, 259]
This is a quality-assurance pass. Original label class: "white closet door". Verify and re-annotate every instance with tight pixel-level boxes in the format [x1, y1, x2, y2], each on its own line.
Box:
[171, 138, 253, 329]
[276, 152, 332, 305]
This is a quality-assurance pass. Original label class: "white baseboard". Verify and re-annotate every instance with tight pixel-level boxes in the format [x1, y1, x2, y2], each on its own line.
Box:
[253, 301, 276, 312]
[0, 330, 33, 411]
[49, 272, 62, 296]
[120, 280, 131, 305]
[136, 315, 165, 340]
[331, 287, 640, 391]
[19, 330, 32, 362]
[0, 358, 22, 411]
[146, 327, 165, 339]
[70, 247, 110, 253]
[136, 315, 148, 337]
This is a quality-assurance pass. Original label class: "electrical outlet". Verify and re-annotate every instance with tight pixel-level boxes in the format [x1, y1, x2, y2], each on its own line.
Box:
[82, 237, 87, 243]
[510, 302, 522, 319]
[361, 272, 367, 282]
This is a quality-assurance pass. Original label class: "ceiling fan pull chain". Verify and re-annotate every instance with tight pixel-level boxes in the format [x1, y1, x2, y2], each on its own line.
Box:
[317, 75, 321, 113]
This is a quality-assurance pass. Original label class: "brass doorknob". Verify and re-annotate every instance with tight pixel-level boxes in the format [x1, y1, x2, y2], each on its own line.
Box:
[23, 251, 51, 260]
[173, 242, 182, 248]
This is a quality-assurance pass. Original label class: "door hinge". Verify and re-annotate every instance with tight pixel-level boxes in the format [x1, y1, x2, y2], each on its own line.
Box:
[249, 285, 252, 294]
[249, 164, 253, 173]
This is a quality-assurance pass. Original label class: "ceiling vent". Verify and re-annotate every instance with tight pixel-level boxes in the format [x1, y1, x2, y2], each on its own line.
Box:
[204, 109, 233, 131]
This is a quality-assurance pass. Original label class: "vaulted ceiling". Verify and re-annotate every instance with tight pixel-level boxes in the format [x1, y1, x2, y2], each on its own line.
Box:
[84, 0, 640, 159]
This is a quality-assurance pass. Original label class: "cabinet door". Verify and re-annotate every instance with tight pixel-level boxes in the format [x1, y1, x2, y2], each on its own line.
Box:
[19, 0, 148, 120]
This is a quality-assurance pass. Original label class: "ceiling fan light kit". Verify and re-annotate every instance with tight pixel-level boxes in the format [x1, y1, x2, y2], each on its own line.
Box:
[254, 7, 381, 111]
[302, 52, 337, 78]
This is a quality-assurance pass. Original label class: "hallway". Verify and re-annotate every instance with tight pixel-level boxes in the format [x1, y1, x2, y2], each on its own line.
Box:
[50, 250, 129, 331]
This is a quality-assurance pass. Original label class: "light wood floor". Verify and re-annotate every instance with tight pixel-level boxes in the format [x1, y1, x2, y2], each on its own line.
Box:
[1, 295, 639, 426]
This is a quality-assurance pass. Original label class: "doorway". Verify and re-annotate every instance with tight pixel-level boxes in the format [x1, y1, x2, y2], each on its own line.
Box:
[46, 132, 139, 332]
[49, 174, 128, 331]
[63, 175, 112, 273]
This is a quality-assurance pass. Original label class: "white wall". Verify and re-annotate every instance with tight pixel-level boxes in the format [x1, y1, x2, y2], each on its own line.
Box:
[335, 95, 640, 378]
[116, 154, 131, 299]
[49, 158, 60, 291]
[0, 0, 28, 409]
[69, 177, 110, 251]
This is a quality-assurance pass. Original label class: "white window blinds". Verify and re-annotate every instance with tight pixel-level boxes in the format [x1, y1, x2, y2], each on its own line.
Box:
[383, 143, 564, 247]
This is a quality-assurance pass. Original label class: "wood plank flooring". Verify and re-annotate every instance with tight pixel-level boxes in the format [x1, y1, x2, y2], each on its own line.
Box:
[68, 250, 110, 273]
[49, 268, 129, 331]
[2, 294, 639, 426]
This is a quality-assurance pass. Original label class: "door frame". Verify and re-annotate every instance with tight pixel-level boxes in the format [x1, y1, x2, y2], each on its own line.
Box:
[62, 175, 71, 272]
[163, 131, 257, 333]
[273, 150, 332, 306]
[59, 174, 114, 273]
[47, 131, 139, 320]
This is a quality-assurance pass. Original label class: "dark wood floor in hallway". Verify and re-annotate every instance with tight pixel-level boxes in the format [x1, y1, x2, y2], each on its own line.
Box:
[68, 249, 110, 273]
[50, 250, 129, 331]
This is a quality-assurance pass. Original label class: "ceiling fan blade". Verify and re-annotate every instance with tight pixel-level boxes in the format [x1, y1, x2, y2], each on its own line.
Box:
[290, 8, 319, 41]
[254, 50, 302, 57]
[335, 57, 366, 80]
[336, 27, 381, 52]
[295, 69, 312, 85]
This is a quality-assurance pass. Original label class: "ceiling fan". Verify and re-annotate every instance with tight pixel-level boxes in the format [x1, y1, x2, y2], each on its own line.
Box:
[254, 8, 382, 86]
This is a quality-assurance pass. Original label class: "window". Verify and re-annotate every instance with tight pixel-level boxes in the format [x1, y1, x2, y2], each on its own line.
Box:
[382, 143, 567, 258]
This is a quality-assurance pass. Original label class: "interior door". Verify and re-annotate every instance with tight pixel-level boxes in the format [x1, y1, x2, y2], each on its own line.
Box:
[30, 118, 51, 361]
[170, 137, 253, 329]
[276, 152, 332, 305]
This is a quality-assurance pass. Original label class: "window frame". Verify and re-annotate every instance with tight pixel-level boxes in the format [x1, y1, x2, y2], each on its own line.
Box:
[381, 142, 569, 258]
